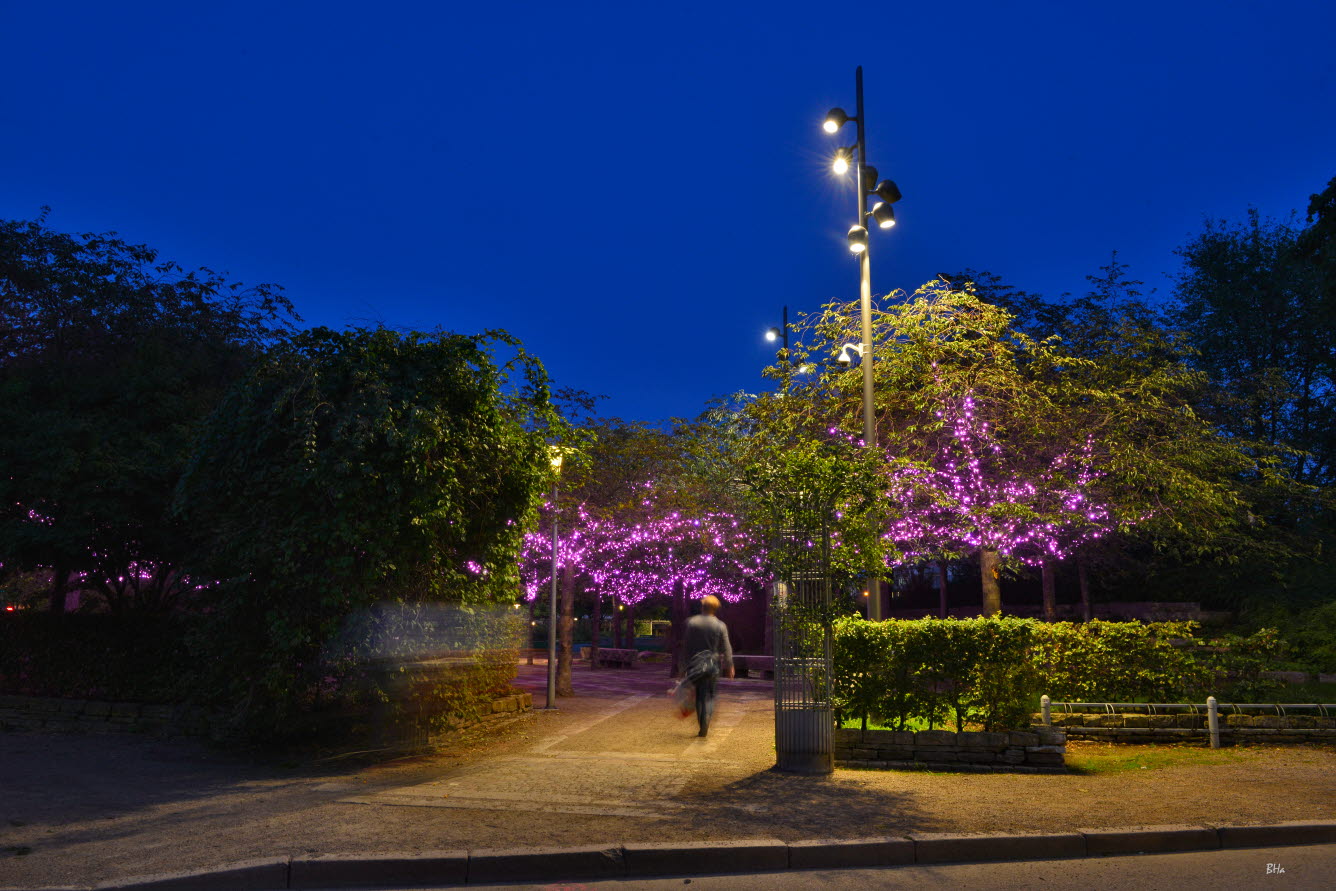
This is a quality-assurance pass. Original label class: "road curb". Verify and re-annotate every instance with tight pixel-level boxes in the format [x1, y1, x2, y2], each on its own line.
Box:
[54, 822, 1336, 890]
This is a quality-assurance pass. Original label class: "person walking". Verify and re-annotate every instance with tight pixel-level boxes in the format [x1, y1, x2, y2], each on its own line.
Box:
[681, 595, 734, 737]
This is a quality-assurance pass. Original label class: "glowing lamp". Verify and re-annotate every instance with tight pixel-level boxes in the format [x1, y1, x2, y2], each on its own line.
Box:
[832, 147, 852, 176]
[765, 327, 780, 342]
[847, 224, 868, 253]
[823, 107, 850, 133]
[871, 202, 896, 229]
[838, 343, 864, 365]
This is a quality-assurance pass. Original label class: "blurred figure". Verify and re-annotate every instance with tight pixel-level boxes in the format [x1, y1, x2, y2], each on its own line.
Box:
[681, 595, 734, 737]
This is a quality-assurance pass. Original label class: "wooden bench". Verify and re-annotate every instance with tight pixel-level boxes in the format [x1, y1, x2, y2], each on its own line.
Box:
[732, 655, 774, 679]
[593, 647, 640, 669]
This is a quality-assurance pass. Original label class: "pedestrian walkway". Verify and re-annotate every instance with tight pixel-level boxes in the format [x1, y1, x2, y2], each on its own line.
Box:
[340, 663, 776, 820]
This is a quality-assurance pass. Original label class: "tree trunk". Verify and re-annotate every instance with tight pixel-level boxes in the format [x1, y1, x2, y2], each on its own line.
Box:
[762, 584, 773, 655]
[527, 597, 537, 664]
[1041, 559, 1056, 621]
[668, 580, 686, 677]
[625, 602, 635, 649]
[980, 547, 1002, 616]
[47, 565, 70, 614]
[590, 592, 602, 670]
[556, 563, 575, 696]
[1077, 553, 1092, 622]
[937, 560, 949, 619]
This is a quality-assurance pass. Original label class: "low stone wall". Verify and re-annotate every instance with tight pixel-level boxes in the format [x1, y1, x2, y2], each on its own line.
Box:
[834, 726, 1067, 773]
[1047, 711, 1336, 745]
[0, 691, 533, 742]
[0, 694, 216, 736]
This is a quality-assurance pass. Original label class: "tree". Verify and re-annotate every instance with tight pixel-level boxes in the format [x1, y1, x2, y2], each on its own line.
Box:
[0, 212, 295, 613]
[771, 281, 1269, 616]
[174, 326, 559, 732]
[1173, 209, 1335, 486]
[883, 392, 1116, 618]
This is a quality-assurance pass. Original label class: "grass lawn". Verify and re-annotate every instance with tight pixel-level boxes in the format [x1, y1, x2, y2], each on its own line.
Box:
[1065, 741, 1249, 774]
[839, 715, 984, 733]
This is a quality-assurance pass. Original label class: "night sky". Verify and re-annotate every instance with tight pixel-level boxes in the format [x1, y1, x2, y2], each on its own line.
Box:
[4, 2, 1333, 422]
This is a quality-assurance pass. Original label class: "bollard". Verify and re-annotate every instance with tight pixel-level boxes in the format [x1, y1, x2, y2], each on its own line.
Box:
[1207, 696, 1220, 749]
[1041, 694, 1051, 727]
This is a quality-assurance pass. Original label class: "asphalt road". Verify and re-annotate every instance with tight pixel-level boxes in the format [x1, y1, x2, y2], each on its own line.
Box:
[452, 843, 1336, 891]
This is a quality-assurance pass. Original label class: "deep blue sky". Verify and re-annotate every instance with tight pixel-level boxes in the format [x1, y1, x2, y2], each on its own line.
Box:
[4, 2, 1333, 421]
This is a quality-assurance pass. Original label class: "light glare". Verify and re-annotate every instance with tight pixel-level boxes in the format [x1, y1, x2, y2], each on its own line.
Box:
[832, 156, 849, 175]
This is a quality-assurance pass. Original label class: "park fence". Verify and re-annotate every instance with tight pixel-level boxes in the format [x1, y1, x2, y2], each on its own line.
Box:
[1038, 695, 1336, 747]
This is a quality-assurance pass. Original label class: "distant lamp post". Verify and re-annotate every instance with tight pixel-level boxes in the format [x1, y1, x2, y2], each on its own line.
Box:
[765, 305, 793, 363]
[823, 65, 902, 621]
[544, 447, 564, 710]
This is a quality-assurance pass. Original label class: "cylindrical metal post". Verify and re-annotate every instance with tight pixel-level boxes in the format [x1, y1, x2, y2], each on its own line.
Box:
[1207, 696, 1220, 748]
[546, 479, 559, 709]
[853, 66, 880, 622]
[854, 67, 876, 452]
[1041, 694, 1052, 727]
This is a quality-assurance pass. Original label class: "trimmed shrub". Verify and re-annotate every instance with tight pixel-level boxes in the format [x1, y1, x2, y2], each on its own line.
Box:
[833, 615, 1040, 732]
[832, 616, 1244, 732]
[1028, 620, 1212, 703]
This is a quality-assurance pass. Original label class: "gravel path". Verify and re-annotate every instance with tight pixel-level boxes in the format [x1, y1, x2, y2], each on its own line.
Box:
[2, 662, 1334, 888]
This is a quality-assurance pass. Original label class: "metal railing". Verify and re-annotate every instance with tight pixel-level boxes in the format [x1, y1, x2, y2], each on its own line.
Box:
[1039, 694, 1336, 748]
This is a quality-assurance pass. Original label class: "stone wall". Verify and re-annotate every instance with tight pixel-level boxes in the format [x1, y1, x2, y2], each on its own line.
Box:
[1046, 711, 1336, 745]
[834, 726, 1067, 773]
[0, 695, 218, 736]
[0, 691, 533, 742]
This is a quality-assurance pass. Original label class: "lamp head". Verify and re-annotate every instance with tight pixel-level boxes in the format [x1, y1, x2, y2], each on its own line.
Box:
[861, 165, 879, 193]
[838, 343, 864, 365]
[822, 107, 850, 133]
[547, 446, 565, 472]
[847, 224, 868, 254]
[873, 179, 902, 204]
[832, 146, 852, 176]
[871, 201, 896, 229]
[765, 326, 781, 342]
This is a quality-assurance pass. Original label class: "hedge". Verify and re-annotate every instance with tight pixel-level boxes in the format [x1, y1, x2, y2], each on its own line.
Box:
[833, 616, 1038, 732]
[831, 616, 1275, 732]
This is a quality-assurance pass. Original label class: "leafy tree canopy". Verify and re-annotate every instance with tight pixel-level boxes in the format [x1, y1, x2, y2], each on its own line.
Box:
[0, 212, 296, 612]
[174, 325, 562, 724]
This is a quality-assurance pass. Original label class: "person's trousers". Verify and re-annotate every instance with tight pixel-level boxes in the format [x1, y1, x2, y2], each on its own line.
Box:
[693, 675, 717, 735]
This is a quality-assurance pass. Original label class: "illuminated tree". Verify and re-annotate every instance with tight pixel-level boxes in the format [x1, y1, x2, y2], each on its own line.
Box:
[519, 489, 767, 677]
[883, 392, 1117, 617]
[769, 281, 1267, 617]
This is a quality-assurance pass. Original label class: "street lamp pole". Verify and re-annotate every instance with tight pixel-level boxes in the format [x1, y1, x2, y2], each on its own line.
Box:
[823, 66, 902, 622]
[853, 68, 876, 454]
[545, 450, 563, 709]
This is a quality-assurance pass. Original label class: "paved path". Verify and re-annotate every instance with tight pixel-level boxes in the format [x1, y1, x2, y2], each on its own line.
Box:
[341, 664, 776, 820]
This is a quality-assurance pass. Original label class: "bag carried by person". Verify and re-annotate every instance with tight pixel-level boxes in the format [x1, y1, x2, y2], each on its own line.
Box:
[685, 650, 720, 683]
[669, 678, 695, 718]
